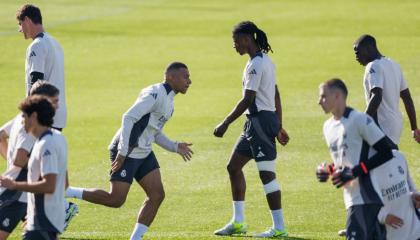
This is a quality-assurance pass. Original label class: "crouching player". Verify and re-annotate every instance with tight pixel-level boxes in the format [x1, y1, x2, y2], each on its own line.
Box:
[0, 95, 67, 239]
[316, 78, 395, 240]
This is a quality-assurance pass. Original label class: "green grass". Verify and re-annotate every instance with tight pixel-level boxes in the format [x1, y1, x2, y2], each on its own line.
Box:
[1, 0, 420, 239]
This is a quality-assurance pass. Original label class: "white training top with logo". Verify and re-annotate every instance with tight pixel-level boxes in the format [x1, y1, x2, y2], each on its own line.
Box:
[363, 57, 408, 144]
[26, 130, 67, 233]
[323, 108, 385, 209]
[109, 83, 177, 159]
[0, 114, 35, 203]
[371, 150, 420, 240]
[25, 32, 66, 129]
[242, 52, 276, 114]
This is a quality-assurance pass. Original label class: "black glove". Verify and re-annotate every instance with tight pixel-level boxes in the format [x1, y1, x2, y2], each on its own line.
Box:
[332, 166, 355, 188]
[316, 163, 334, 182]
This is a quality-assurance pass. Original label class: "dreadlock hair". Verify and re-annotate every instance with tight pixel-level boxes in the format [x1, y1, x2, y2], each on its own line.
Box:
[233, 21, 273, 53]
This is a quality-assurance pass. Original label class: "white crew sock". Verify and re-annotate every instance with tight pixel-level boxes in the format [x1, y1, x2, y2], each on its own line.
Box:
[66, 186, 84, 199]
[130, 223, 148, 240]
[271, 209, 285, 230]
[232, 201, 245, 223]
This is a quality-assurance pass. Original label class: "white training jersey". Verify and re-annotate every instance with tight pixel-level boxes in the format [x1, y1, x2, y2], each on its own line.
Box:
[323, 107, 385, 209]
[363, 57, 408, 144]
[242, 52, 276, 114]
[109, 83, 176, 159]
[26, 129, 67, 233]
[0, 114, 35, 203]
[371, 150, 420, 240]
[25, 32, 66, 129]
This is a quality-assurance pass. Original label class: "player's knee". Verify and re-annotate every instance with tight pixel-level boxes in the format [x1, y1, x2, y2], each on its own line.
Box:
[227, 163, 241, 175]
[148, 189, 165, 205]
[259, 171, 276, 184]
[107, 195, 126, 208]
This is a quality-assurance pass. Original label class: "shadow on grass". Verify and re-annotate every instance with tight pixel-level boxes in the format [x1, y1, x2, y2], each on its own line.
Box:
[222, 234, 308, 240]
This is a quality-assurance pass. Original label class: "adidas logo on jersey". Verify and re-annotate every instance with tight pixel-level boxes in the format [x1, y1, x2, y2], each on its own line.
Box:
[248, 69, 257, 75]
[43, 150, 51, 157]
[369, 68, 375, 74]
[256, 151, 265, 158]
[29, 51, 36, 58]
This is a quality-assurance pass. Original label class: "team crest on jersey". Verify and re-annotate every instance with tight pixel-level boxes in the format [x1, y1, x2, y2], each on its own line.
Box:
[120, 169, 127, 178]
[2, 218, 10, 227]
[369, 68, 375, 74]
[398, 166, 404, 175]
[29, 51, 36, 58]
[43, 149, 51, 157]
[248, 69, 257, 75]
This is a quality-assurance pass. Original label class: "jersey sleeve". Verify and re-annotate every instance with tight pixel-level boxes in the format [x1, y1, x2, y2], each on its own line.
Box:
[15, 128, 35, 153]
[243, 59, 263, 91]
[39, 141, 59, 176]
[357, 113, 385, 146]
[0, 119, 14, 136]
[118, 90, 158, 156]
[399, 64, 408, 91]
[154, 130, 178, 152]
[27, 41, 47, 75]
[365, 62, 383, 90]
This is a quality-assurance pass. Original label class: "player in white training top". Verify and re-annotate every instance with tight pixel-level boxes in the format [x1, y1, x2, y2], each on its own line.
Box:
[214, 21, 290, 238]
[372, 150, 420, 240]
[316, 78, 396, 240]
[16, 4, 67, 130]
[353, 34, 419, 145]
[0, 96, 67, 240]
[66, 62, 193, 240]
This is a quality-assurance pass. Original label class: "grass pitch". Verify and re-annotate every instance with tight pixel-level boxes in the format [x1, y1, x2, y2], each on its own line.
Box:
[1, 0, 420, 239]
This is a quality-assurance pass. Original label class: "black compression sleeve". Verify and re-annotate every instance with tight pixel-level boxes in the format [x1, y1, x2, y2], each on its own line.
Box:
[352, 137, 394, 177]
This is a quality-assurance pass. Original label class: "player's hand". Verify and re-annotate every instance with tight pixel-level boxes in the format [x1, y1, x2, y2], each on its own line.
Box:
[385, 214, 404, 229]
[177, 142, 193, 161]
[276, 128, 289, 146]
[316, 162, 334, 182]
[332, 166, 354, 188]
[412, 129, 420, 143]
[214, 122, 228, 138]
[0, 176, 16, 189]
[111, 154, 126, 173]
[411, 192, 420, 208]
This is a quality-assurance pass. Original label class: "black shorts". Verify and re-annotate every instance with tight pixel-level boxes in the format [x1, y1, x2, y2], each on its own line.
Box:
[346, 204, 386, 240]
[234, 111, 280, 162]
[23, 230, 57, 240]
[109, 151, 160, 184]
[0, 201, 26, 233]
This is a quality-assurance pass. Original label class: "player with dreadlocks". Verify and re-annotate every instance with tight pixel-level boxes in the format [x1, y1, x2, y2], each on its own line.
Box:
[214, 21, 290, 238]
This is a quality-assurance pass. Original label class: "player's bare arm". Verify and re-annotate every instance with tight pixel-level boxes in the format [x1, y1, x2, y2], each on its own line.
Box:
[214, 90, 256, 137]
[0, 130, 8, 159]
[274, 85, 289, 146]
[12, 148, 30, 168]
[365, 87, 382, 117]
[400, 88, 420, 143]
[111, 153, 126, 173]
[0, 173, 57, 194]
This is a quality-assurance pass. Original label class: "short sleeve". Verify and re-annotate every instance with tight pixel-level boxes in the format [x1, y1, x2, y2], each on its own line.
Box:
[365, 62, 383, 90]
[399, 64, 408, 91]
[0, 119, 14, 136]
[40, 142, 58, 176]
[15, 128, 35, 153]
[243, 59, 263, 91]
[27, 41, 47, 75]
[357, 113, 385, 146]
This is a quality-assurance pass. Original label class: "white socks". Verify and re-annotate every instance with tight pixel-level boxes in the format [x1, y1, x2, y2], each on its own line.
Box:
[271, 209, 285, 230]
[130, 223, 148, 240]
[232, 201, 245, 223]
[66, 186, 84, 199]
